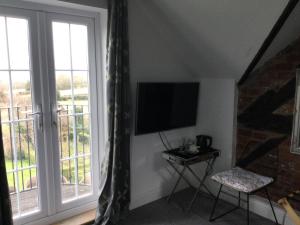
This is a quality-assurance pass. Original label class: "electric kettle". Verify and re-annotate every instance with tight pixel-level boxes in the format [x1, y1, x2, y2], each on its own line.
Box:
[196, 135, 212, 149]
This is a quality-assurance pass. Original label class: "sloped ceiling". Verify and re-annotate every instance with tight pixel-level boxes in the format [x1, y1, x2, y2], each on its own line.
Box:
[255, 2, 300, 70]
[134, 0, 289, 80]
[32, 0, 296, 80]
[60, 0, 107, 8]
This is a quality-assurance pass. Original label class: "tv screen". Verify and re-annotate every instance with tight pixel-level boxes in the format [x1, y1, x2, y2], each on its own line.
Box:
[135, 82, 199, 135]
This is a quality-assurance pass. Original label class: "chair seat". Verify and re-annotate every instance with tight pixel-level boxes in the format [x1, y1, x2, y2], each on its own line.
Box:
[211, 167, 273, 193]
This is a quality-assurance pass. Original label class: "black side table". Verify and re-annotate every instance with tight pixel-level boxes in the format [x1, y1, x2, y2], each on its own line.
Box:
[162, 148, 220, 212]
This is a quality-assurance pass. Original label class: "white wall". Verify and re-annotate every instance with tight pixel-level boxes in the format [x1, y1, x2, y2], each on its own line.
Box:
[129, 78, 238, 210]
[129, 59, 238, 210]
[128, 0, 241, 213]
[196, 78, 236, 173]
[128, 0, 238, 207]
[128, 0, 198, 208]
[180, 78, 237, 199]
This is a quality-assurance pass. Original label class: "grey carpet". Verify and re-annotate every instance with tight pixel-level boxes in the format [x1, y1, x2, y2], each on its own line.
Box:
[119, 188, 277, 225]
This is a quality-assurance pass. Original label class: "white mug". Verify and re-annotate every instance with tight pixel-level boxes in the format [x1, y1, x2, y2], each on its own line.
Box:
[188, 144, 199, 153]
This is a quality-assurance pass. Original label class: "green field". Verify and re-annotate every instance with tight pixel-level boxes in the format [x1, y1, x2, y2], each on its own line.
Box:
[4, 134, 91, 192]
[5, 156, 91, 192]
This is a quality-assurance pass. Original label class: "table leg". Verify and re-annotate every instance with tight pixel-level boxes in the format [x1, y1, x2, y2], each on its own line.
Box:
[186, 158, 216, 212]
[167, 162, 194, 188]
[167, 166, 186, 202]
[200, 157, 216, 197]
[186, 167, 210, 211]
[247, 194, 250, 225]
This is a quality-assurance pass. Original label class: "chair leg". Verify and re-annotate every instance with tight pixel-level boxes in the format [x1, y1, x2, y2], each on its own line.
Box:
[247, 194, 250, 225]
[209, 184, 223, 221]
[265, 188, 279, 225]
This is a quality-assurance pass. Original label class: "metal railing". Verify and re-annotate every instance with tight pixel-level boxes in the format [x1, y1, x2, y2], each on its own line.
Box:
[57, 104, 91, 187]
[0, 104, 91, 194]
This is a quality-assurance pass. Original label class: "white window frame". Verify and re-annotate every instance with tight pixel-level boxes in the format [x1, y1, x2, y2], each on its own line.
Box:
[291, 68, 300, 155]
[0, 7, 49, 224]
[0, 1, 107, 224]
[46, 12, 100, 212]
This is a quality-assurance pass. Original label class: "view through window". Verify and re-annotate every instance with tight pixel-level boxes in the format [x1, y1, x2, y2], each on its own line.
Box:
[52, 21, 92, 202]
[0, 15, 39, 217]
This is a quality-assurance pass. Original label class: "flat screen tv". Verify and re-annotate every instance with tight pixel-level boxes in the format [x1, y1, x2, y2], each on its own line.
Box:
[135, 82, 199, 135]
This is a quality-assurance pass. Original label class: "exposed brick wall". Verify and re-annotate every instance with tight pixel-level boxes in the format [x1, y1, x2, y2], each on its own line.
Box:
[237, 36, 300, 209]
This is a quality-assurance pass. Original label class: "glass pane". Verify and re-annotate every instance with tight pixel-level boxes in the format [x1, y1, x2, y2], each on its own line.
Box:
[73, 71, 89, 103]
[0, 71, 10, 122]
[0, 15, 40, 217]
[9, 172, 18, 215]
[7, 17, 30, 70]
[52, 22, 71, 70]
[61, 159, 76, 202]
[52, 21, 93, 203]
[76, 114, 90, 155]
[11, 71, 33, 120]
[7, 172, 16, 194]
[2, 123, 14, 172]
[15, 121, 36, 165]
[56, 71, 73, 112]
[14, 121, 37, 191]
[19, 168, 39, 215]
[0, 17, 8, 69]
[61, 159, 72, 185]
[58, 114, 75, 159]
[70, 24, 88, 70]
[78, 156, 91, 197]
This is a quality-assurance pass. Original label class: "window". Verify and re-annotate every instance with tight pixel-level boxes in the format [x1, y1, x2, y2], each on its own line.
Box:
[52, 20, 93, 203]
[0, 3, 104, 225]
[0, 14, 41, 217]
[291, 69, 300, 154]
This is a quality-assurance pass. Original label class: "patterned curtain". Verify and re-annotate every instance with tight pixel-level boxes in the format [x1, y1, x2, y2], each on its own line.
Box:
[0, 119, 13, 225]
[94, 0, 131, 224]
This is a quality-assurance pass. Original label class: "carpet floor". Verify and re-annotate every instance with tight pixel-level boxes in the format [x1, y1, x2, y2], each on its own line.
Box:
[119, 188, 277, 225]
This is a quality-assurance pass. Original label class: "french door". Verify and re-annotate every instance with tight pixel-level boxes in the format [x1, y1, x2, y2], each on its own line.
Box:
[0, 8, 47, 221]
[0, 5, 101, 225]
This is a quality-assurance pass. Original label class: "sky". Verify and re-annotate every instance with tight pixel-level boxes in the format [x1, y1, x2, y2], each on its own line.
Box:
[0, 16, 89, 84]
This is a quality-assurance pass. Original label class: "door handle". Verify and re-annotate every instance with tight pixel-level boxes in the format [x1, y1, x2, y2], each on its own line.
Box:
[27, 111, 42, 116]
[51, 104, 67, 127]
[51, 103, 58, 127]
[28, 104, 43, 131]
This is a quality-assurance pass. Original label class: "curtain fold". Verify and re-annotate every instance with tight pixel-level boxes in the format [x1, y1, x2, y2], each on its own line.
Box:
[94, 0, 131, 224]
[0, 118, 13, 225]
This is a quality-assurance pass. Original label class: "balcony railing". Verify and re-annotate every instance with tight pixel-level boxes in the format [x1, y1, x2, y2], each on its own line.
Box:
[0, 104, 91, 195]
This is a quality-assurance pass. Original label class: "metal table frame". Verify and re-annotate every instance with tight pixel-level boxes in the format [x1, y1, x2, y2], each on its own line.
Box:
[164, 150, 219, 212]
